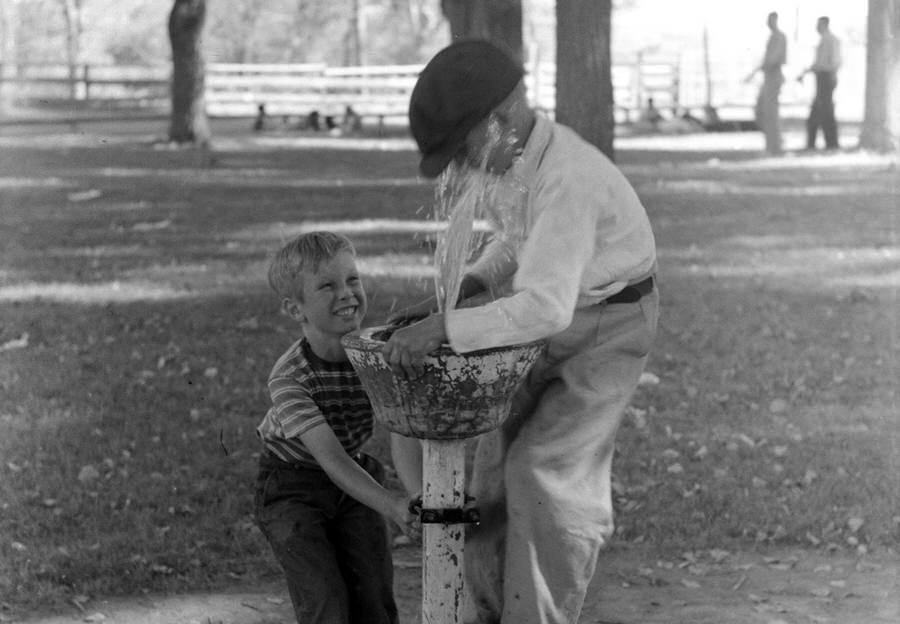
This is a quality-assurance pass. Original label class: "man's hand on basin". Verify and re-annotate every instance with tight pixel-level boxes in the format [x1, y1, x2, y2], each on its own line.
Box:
[381, 313, 447, 379]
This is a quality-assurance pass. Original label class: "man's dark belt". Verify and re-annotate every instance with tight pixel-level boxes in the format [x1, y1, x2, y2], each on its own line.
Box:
[605, 275, 655, 304]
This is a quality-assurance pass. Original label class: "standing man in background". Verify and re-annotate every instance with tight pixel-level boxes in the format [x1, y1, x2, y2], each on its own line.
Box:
[799, 16, 842, 150]
[747, 11, 787, 154]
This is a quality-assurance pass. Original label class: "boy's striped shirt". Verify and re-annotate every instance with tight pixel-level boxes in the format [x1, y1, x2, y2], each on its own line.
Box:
[257, 338, 373, 467]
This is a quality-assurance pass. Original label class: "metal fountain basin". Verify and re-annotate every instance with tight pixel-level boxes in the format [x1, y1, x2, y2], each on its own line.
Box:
[342, 326, 544, 440]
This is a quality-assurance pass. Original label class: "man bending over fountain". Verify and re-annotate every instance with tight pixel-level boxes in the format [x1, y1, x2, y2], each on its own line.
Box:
[254, 232, 421, 624]
[382, 41, 659, 624]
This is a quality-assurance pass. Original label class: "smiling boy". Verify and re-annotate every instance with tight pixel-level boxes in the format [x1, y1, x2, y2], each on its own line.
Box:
[254, 231, 419, 624]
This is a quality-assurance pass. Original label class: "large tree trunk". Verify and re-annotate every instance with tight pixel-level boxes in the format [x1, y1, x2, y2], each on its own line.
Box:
[345, 0, 363, 66]
[0, 0, 18, 112]
[859, 0, 900, 152]
[441, 0, 522, 61]
[168, 0, 210, 146]
[485, 0, 523, 63]
[441, 0, 487, 41]
[556, 0, 615, 159]
[62, 0, 83, 100]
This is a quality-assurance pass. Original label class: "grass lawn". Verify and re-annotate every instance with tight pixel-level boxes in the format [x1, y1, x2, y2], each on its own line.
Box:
[0, 119, 898, 617]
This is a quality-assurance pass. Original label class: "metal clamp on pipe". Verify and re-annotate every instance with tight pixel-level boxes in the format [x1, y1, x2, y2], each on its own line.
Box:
[418, 507, 480, 524]
[409, 496, 480, 524]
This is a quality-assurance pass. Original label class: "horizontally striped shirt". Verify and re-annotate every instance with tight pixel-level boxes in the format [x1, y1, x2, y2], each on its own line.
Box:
[256, 337, 373, 467]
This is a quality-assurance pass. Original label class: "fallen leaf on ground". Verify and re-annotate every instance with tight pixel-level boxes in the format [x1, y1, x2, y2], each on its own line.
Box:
[0, 333, 29, 352]
[639, 371, 660, 386]
[747, 593, 767, 603]
[67, 189, 103, 202]
[708, 549, 730, 562]
[237, 317, 260, 330]
[78, 465, 100, 483]
[132, 219, 172, 231]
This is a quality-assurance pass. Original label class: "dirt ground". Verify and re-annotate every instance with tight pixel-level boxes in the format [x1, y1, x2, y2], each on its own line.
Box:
[12, 544, 898, 624]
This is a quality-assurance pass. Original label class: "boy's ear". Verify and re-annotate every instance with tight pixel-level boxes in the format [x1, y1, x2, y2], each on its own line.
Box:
[281, 298, 306, 323]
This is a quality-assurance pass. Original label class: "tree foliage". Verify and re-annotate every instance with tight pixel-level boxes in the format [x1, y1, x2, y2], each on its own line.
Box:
[2, 0, 447, 67]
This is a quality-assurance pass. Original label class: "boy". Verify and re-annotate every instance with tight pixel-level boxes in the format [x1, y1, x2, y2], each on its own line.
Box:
[254, 231, 420, 624]
[383, 41, 658, 624]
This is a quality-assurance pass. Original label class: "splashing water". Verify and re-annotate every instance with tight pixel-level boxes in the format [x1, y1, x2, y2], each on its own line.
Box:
[431, 119, 522, 313]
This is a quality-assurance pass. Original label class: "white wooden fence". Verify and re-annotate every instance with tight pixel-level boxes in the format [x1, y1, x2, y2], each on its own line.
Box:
[0, 60, 684, 126]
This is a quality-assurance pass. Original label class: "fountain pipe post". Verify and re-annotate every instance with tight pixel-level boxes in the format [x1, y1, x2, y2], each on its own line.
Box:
[341, 327, 543, 624]
[420, 439, 468, 624]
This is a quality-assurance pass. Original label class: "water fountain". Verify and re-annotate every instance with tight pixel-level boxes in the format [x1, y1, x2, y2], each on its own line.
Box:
[342, 137, 542, 623]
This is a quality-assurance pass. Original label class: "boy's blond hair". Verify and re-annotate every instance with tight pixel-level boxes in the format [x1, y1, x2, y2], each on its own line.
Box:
[268, 231, 356, 300]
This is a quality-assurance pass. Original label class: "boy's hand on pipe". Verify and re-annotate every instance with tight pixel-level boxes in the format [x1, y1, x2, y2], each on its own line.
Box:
[388, 493, 421, 541]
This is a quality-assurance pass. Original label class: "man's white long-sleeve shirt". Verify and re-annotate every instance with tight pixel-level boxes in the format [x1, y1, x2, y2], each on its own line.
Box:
[762, 29, 787, 75]
[444, 115, 657, 353]
[812, 30, 841, 74]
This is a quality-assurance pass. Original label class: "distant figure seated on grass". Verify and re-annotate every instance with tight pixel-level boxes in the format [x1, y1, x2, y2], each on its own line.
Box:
[342, 105, 363, 134]
[297, 110, 321, 131]
[641, 97, 665, 129]
[253, 103, 267, 132]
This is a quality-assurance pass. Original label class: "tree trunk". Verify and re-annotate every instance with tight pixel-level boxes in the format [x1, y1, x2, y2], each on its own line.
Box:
[168, 0, 210, 146]
[441, 0, 488, 41]
[62, 0, 83, 100]
[485, 0, 523, 62]
[345, 0, 362, 66]
[556, 0, 615, 159]
[0, 0, 18, 112]
[859, 0, 900, 152]
[440, 0, 522, 61]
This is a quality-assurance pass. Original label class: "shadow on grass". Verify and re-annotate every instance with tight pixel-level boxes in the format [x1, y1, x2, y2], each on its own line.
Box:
[1, 121, 897, 616]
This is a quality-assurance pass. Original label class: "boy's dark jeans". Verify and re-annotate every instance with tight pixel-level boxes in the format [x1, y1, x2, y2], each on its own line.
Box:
[254, 452, 398, 624]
